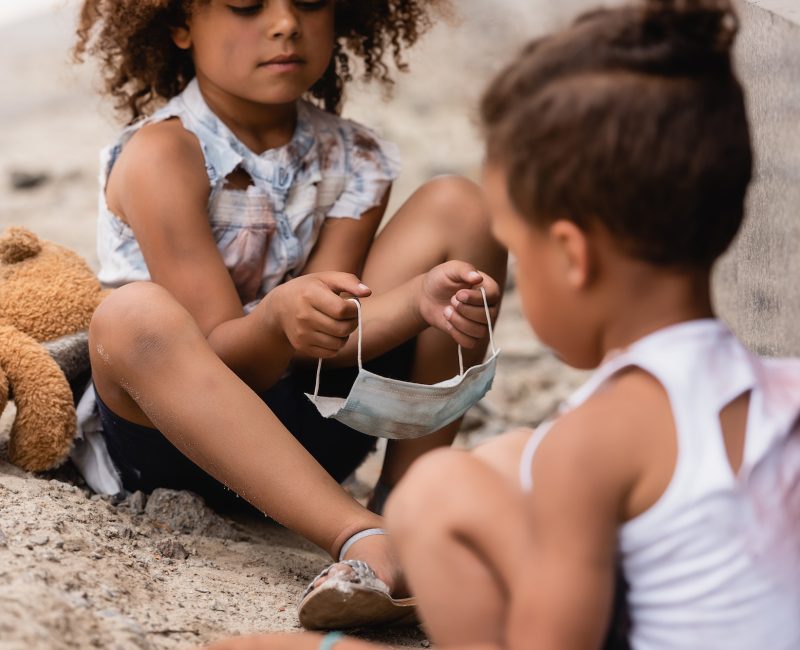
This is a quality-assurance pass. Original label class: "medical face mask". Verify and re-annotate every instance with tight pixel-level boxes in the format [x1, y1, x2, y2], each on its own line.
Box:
[305, 288, 500, 440]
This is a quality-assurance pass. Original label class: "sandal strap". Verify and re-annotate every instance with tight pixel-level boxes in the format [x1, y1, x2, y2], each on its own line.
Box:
[299, 559, 382, 601]
[338, 527, 387, 561]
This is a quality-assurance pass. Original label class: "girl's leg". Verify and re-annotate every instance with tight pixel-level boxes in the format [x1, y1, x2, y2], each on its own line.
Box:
[361, 176, 508, 489]
[90, 282, 397, 586]
[384, 448, 534, 646]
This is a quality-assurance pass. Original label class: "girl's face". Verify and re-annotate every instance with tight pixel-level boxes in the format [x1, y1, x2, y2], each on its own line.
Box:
[482, 165, 601, 369]
[173, 0, 335, 107]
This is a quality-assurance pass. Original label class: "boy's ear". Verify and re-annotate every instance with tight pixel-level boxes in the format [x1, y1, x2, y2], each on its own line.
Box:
[549, 220, 592, 289]
[171, 25, 192, 50]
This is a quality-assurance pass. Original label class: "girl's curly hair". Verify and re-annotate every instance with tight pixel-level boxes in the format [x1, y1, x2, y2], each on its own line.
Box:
[74, 0, 448, 123]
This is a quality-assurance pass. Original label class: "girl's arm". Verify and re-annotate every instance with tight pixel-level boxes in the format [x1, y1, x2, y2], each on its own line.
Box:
[108, 121, 367, 391]
[297, 189, 501, 367]
[300, 191, 389, 277]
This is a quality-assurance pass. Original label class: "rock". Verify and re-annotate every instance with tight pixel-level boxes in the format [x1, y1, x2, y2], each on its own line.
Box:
[155, 539, 189, 560]
[118, 491, 147, 514]
[62, 538, 86, 553]
[29, 534, 49, 547]
[144, 489, 238, 539]
[9, 170, 50, 190]
[0, 527, 7, 547]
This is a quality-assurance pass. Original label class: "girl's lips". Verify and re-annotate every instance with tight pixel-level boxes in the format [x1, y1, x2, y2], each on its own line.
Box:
[258, 56, 305, 72]
[261, 54, 305, 65]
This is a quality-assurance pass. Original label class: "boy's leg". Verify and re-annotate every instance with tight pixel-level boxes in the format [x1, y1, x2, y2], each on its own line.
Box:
[360, 176, 508, 490]
[384, 447, 535, 647]
[90, 282, 397, 588]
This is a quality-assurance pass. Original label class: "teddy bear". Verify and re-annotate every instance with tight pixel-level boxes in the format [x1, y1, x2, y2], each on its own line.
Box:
[0, 226, 108, 472]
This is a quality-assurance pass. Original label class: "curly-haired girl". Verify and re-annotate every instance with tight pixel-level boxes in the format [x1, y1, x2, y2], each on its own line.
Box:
[71, 0, 507, 631]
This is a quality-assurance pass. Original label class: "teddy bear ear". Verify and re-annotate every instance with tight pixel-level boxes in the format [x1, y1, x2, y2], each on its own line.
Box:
[0, 227, 42, 264]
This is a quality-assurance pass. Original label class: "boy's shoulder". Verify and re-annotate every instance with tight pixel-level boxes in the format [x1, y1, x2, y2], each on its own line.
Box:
[531, 367, 675, 519]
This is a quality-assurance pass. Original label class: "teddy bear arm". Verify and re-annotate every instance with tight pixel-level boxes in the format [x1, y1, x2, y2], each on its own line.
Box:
[0, 325, 76, 472]
[0, 363, 7, 417]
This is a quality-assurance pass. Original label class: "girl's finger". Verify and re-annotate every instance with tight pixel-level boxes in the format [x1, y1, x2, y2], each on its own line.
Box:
[317, 271, 371, 298]
[306, 342, 346, 359]
[449, 300, 497, 325]
[309, 287, 360, 321]
[308, 309, 358, 338]
[454, 286, 500, 306]
[445, 320, 481, 349]
[445, 308, 488, 339]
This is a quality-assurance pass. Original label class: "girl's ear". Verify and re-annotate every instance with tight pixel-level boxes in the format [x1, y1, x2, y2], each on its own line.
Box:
[171, 25, 192, 50]
[549, 220, 592, 289]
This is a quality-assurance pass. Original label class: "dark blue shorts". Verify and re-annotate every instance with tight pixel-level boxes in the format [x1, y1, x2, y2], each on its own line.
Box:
[95, 342, 414, 511]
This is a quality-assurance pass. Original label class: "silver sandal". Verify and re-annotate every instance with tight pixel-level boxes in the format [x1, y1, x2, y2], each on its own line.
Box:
[297, 528, 416, 630]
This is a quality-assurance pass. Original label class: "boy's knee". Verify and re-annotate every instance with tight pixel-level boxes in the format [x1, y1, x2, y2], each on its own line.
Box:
[385, 448, 472, 538]
[471, 428, 532, 481]
[90, 281, 197, 366]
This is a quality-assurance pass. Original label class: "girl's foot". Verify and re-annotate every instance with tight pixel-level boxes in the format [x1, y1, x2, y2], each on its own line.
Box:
[297, 529, 415, 630]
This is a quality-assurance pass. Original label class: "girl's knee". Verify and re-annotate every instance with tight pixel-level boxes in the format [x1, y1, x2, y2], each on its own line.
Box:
[419, 176, 490, 231]
[90, 281, 197, 365]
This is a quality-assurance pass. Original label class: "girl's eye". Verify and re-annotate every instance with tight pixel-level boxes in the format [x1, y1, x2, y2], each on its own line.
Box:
[227, 3, 263, 16]
[293, 0, 330, 10]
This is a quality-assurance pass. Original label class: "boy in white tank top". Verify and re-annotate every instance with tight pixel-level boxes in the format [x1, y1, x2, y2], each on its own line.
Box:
[204, 1, 800, 649]
[382, 1, 800, 649]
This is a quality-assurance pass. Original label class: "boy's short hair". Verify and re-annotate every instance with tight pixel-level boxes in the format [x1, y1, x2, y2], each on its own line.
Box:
[481, 0, 753, 269]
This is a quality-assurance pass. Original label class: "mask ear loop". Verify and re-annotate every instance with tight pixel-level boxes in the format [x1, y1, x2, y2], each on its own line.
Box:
[312, 298, 363, 402]
[481, 286, 498, 356]
[457, 286, 497, 376]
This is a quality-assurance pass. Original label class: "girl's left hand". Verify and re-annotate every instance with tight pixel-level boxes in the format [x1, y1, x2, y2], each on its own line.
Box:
[419, 261, 501, 348]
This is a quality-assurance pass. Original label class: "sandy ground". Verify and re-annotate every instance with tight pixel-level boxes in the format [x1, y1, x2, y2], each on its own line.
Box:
[0, 3, 589, 648]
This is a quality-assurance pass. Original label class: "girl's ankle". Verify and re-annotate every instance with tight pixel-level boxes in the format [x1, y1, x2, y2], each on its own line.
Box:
[329, 519, 384, 561]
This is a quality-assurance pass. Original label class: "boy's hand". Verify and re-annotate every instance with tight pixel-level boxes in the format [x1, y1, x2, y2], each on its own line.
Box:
[262, 272, 371, 358]
[419, 261, 500, 349]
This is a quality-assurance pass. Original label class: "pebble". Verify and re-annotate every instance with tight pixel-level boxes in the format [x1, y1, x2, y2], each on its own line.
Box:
[155, 539, 190, 560]
[29, 534, 49, 547]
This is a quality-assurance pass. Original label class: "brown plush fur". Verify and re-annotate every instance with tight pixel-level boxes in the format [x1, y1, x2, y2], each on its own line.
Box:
[0, 227, 108, 471]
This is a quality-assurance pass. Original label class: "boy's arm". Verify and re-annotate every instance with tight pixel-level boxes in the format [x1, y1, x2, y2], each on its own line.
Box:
[505, 370, 667, 650]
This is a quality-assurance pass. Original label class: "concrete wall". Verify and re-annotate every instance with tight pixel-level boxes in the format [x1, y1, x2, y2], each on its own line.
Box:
[713, 1, 800, 355]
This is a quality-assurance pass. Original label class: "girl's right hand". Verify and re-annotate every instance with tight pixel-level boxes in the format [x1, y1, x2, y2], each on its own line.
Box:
[262, 272, 371, 359]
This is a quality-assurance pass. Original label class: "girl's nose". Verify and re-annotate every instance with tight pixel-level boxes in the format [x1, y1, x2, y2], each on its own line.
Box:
[267, 1, 301, 40]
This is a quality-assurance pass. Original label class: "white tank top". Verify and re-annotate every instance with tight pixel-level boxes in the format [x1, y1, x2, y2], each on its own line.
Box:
[519, 319, 800, 650]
